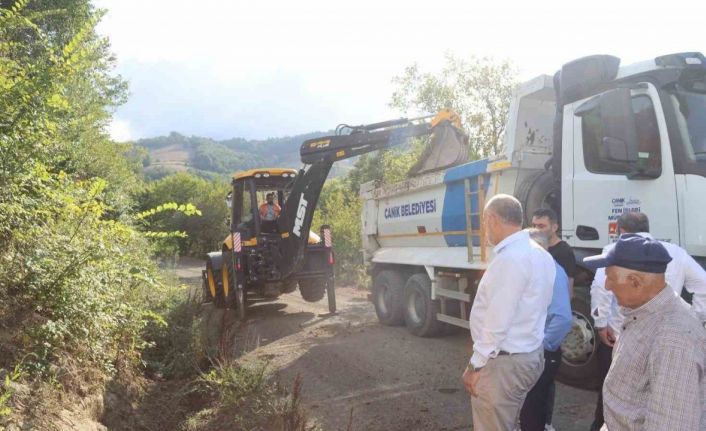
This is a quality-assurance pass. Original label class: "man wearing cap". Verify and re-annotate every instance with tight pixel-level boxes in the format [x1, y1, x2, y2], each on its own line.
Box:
[589, 212, 706, 431]
[584, 234, 706, 430]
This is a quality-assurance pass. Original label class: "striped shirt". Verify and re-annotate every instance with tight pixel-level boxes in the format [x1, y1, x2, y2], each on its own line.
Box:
[603, 285, 706, 430]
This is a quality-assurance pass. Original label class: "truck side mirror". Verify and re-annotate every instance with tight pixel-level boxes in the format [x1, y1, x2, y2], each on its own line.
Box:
[576, 87, 639, 163]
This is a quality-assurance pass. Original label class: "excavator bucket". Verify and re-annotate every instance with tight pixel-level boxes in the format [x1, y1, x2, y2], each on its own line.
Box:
[407, 112, 469, 177]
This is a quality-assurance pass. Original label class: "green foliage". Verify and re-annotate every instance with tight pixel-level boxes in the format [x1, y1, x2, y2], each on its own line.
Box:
[0, 364, 23, 418]
[192, 141, 265, 174]
[137, 173, 230, 256]
[141, 283, 203, 379]
[391, 54, 518, 158]
[185, 360, 314, 431]
[0, 0, 177, 396]
[136, 131, 344, 179]
[196, 360, 269, 408]
[312, 179, 363, 285]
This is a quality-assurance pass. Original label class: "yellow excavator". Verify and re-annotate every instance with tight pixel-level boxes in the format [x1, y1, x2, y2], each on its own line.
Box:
[202, 109, 468, 319]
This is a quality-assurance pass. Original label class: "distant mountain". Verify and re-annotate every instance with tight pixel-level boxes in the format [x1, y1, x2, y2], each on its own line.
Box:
[137, 131, 354, 180]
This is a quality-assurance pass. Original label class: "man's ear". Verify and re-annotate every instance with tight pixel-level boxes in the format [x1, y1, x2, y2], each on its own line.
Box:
[626, 272, 642, 289]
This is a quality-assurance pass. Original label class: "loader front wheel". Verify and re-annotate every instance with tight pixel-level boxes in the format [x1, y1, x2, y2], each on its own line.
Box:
[299, 279, 326, 302]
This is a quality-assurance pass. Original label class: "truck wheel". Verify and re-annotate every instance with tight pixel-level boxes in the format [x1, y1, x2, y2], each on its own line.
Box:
[299, 279, 326, 302]
[520, 170, 560, 226]
[372, 270, 405, 326]
[556, 284, 601, 390]
[403, 273, 443, 337]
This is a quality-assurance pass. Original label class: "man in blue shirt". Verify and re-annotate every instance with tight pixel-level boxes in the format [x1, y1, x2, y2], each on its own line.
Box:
[520, 229, 573, 431]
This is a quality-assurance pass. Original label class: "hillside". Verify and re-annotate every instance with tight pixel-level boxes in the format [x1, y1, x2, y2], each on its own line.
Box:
[137, 131, 354, 180]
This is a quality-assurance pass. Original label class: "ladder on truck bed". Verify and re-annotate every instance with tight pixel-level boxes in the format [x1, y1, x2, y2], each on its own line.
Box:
[464, 175, 487, 263]
[434, 175, 487, 329]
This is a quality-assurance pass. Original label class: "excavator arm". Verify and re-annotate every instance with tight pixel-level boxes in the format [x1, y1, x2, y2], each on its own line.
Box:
[276, 110, 468, 278]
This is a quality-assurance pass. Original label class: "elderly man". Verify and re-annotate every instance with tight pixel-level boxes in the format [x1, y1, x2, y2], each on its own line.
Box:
[584, 234, 706, 430]
[589, 212, 706, 431]
[462, 194, 556, 431]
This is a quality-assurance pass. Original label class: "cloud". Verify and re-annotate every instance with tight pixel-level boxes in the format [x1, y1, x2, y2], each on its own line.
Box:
[95, 0, 706, 140]
[108, 118, 132, 142]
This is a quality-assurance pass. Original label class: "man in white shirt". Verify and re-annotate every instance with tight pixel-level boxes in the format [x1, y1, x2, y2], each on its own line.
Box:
[589, 211, 706, 431]
[462, 194, 556, 431]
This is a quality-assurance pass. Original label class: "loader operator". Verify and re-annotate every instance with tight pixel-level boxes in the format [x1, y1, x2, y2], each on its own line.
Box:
[259, 192, 281, 221]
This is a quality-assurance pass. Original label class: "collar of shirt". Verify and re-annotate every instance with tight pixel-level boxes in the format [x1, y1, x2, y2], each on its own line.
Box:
[620, 284, 674, 327]
[493, 229, 528, 254]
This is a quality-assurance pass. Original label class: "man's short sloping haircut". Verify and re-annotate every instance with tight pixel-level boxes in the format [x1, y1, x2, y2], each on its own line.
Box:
[532, 207, 558, 224]
[485, 194, 523, 226]
[617, 212, 649, 233]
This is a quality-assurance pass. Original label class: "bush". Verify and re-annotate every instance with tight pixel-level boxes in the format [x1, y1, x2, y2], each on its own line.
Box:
[184, 360, 315, 431]
[137, 173, 230, 257]
[312, 179, 364, 285]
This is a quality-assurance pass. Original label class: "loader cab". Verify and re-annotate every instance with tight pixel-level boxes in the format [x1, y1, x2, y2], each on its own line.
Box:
[230, 169, 298, 242]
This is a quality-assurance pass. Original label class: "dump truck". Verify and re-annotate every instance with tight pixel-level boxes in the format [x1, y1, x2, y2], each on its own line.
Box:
[202, 110, 469, 320]
[360, 52, 706, 389]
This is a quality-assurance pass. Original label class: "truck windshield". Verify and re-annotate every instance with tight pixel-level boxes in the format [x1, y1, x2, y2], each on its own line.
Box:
[669, 86, 706, 169]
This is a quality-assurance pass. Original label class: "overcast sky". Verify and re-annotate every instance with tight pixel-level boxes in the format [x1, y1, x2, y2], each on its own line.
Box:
[95, 0, 706, 142]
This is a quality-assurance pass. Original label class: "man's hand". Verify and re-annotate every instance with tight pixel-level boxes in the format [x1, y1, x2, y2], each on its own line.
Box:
[462, 367, 482, 397]
[597, 326, 616, 347]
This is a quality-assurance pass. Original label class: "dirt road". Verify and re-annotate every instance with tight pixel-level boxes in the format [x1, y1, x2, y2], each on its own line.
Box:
[232, 286, 597, 431]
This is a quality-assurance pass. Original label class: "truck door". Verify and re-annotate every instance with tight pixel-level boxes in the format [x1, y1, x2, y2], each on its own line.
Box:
[569, 84, 679, 248]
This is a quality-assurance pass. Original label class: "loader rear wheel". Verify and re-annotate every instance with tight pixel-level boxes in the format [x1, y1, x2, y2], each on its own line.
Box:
[299, 279, 326, 302]
[205, 261, 225, 308]
[372, 270, 405, 326]
[202, 277, 213, 303]
[403, 273, 443, 337]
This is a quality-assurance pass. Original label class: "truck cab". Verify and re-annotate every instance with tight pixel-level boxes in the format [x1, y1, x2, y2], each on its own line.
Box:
[562, 56, 706, 261]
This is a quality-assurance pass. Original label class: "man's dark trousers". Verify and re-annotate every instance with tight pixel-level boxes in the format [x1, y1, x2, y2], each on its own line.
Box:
[520, 349, 562, 431]
[590, 342, 613, 431]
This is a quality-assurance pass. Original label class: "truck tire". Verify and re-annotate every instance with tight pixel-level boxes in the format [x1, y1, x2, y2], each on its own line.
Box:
[520, 170, 560, 226]
[299, 279, 326, 302]
[372, 270, 406, 326]
[556, 284, 601, 390]
[403, 273, 443, 337]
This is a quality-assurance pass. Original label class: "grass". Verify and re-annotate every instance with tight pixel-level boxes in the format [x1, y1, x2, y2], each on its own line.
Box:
[180, 359, 316, 431]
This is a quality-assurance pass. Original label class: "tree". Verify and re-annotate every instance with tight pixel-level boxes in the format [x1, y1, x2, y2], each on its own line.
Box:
[391, 54, 517, 159]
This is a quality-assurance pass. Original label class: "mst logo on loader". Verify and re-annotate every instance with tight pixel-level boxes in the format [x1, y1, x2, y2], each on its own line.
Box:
[293, 194, 308, 237]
